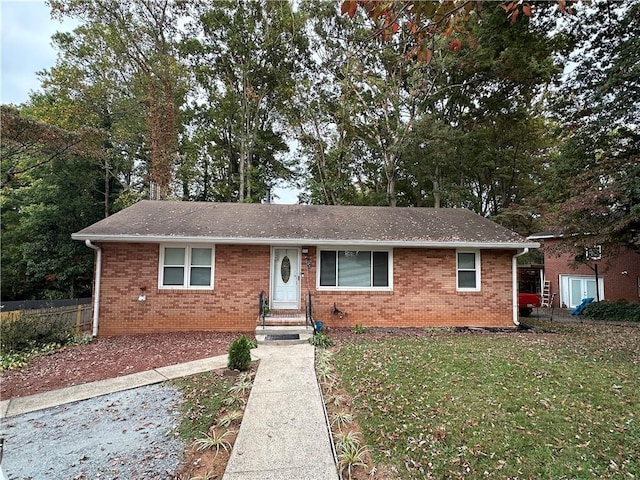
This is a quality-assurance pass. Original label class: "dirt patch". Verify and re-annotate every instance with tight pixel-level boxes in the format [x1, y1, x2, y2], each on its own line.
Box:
[0, 331, 247, 399]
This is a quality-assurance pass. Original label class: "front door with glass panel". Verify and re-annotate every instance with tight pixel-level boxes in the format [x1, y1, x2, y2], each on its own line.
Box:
[560, 275, 603, 308]
[569, 277, 597, 308]
[271, 248, 300, 309]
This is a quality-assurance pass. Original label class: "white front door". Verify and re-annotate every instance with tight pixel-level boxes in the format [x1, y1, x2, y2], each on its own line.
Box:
[271, 248, 300, 309]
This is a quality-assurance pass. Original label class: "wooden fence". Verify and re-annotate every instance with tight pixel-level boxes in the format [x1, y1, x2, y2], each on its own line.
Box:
[0, 304, 93, 334]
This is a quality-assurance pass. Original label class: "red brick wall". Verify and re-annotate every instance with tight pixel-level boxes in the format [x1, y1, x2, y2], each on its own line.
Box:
[94, 243, 517, 336]
[543, 239, 640, 307]
[307, 248, 514, 329]
[96, 243, 269, 336]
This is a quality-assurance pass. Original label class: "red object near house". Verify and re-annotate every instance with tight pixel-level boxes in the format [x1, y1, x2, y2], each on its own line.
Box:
[518, 292, 541, 317]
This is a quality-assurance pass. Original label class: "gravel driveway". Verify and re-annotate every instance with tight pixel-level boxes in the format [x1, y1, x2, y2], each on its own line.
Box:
[1, 384, 185, 479]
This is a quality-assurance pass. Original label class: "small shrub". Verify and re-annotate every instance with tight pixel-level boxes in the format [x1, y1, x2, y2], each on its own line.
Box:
[217, 410, 243, 427]
[189, 473, 216, 480]
[315, 349, 333, 370]
[227, 335, 253, 371]
[331, 409, 354, 430]
[334, 430, 362, 450]
[0, 342, 68, 372]
[68, 333, 93, 346]
[583, 301, 640, 322]
[310, 332, 334, 348]
[0, 310, 76, 354]
[326, 392, 350, 408]
[227, 373, 253, 395]
[353, 324, 367, 334]
[0, 352, 29, 370]
[337, 441, 369, 480]
[316, 363, 338, 385]
[222, 395, 246, 407]
[193, 429, 234, 457]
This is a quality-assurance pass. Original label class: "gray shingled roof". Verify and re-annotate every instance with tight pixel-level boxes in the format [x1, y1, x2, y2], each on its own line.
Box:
[72, 200, 538, 248]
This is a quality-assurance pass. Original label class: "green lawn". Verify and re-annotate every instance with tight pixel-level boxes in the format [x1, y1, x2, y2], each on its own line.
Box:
[335, 320, 640, 479]
[171, 371, 238, 440]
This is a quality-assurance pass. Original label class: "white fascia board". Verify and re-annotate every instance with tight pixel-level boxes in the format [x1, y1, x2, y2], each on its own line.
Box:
[527, 234, 558, 240]
[72, 233, 539, 250]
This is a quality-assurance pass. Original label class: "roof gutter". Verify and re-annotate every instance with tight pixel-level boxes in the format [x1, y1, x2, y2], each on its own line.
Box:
[512, 248, 529, 327]
[84, 240, 102, 337]
[71, 234, 539, 250]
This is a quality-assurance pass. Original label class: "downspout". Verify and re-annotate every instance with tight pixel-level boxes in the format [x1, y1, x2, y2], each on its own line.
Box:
[85, 240, 102, 337]
[512, 248, 529, 327]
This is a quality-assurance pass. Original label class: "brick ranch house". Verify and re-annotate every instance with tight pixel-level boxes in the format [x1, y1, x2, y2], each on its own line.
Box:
[72, 200, 539, 336]
[528, 233, 640, 309]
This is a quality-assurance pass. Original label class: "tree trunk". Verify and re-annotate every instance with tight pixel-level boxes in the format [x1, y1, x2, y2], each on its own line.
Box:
[432, 176, 441, 208]
[385, 153, 396, 207]
[104, 157, 110, 217]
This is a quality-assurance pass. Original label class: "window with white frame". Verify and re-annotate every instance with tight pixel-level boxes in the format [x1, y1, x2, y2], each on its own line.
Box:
[318, 249, 392, 289]
[456, 250, 481, 291]
[159, 245, 214, 289]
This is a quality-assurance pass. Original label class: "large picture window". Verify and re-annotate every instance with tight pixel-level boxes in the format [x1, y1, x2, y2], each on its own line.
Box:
[319, 249, 391, 289]
[456, 250, 480, 291]
[159, 245, 214, 289]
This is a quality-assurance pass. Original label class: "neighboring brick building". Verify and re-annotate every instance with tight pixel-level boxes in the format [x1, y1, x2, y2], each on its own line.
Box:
[72, 201, 538, 336]
[529, 235, 640, 309]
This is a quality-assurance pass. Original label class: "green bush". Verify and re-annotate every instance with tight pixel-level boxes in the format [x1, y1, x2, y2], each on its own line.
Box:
[0, 311, 76, 354]
[310, 332, 335, 348]
[583, 301, 640, 322]
[227, 335, 253, 371]
[353, 324, 367, 334]
[1, 352, 29, 370]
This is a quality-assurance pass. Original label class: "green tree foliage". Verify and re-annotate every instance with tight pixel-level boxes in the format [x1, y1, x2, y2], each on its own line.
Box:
[179, 0, 307, 202]
[544, 0, 640, 251]
[298, 1, 562, 223]
[1, 106, 104, 300]
[291, 1, 362, 205]
[299, 0, 447, 207]
[339, 0, 578, 61]
[401, 3, 560, 222]
[48, 0, 188, 199]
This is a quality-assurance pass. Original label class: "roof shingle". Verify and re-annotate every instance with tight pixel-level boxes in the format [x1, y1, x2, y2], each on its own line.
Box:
[72, 200, 537, 248]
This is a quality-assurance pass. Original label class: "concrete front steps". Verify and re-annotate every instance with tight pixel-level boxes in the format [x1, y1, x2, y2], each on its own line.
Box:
[255, 314, 313, 344]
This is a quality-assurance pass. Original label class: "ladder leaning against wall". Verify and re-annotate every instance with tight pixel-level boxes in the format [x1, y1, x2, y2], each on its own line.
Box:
[541, 280, 551, 308]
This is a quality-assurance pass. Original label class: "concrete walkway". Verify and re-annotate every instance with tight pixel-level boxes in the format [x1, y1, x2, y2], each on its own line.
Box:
[223, 343, 339, 480]
[0, 343, 339, 479]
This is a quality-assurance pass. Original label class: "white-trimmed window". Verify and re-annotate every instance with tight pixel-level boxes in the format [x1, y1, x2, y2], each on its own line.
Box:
[456, 250, 481, 291]
[318, 249, 392, 290]
[159, 245, 214, 289]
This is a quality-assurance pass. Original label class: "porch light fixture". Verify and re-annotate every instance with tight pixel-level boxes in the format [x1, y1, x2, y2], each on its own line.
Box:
[302, 248, 312, 269]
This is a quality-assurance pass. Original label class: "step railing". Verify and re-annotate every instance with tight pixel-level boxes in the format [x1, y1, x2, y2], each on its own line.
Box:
[258, 290, 266, 329]
[305, 291, 317, 333]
